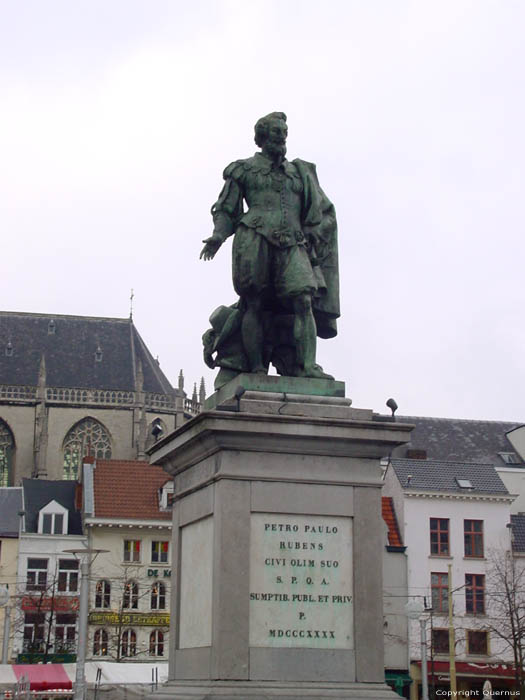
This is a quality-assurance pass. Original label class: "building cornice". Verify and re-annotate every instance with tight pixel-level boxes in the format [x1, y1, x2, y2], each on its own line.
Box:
[404, 491, 514, 503]
[84, 517, 171, 529]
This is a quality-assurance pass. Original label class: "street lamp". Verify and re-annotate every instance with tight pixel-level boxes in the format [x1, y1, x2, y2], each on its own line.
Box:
[63, 548, 108, 700]
[405, 598, 430, 700]
[0, 584, 10, 664]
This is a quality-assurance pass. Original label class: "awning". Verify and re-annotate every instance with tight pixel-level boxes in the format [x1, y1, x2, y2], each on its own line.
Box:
[415, 660, 516, 679]
[13, 664, 72, 691]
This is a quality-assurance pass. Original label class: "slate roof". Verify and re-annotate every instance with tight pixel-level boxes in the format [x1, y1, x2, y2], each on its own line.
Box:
[382, 497, 403, 547]
[394, 415, 524, 467]
[390, 458, 510, 495]
[92, 460, 171, 521]
[510, 514, 525, 553]
[22, 479, 83, 535]
[0, 487, 23, 537]
[0, 311, 176, 395]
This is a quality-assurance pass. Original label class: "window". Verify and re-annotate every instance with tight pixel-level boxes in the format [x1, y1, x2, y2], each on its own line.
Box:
[55, 614, 77, 652]
[121, 629, 136, 657]
[124, 540, 141, 563]
[58, 559, 79, 592]
[432, 629, 450, 654]
[151, 582, 166, 610]
[0, 419, 15, 487]
[93, 628, 108, 656]
[123, 581, 138, 610]
[62, 417, 112, 480]
[26, 558, 48, 591]
[467, 630, 488, 655]
[499, 452, 521, 465]
[95, 580, 111, 609]
[466, 574, 485, 614]
[464, 520, 484, 558]
[23, 613, 45, 652]
[431, 572, 449, 613]
[151, 541, 169, 564]
[430, 518, 450, 556]
[149, 629, 164, 657]
[38, 501, 68, 535]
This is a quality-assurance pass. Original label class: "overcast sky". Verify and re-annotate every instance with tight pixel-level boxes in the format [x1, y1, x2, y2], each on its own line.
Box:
[1, 0, 524, 421]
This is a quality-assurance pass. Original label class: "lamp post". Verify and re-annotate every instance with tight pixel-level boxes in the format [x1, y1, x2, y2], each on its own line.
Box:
[406, 598, 430, 700]
[0, 585, 10, 664]
[63, 548, 108, 700]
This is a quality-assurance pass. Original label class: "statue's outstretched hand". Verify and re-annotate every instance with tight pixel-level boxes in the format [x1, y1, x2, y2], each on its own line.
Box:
[200, 235, 222, 261]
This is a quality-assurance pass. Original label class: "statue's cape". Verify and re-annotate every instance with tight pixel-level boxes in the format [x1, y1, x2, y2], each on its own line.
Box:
[293, 159, 340, 339]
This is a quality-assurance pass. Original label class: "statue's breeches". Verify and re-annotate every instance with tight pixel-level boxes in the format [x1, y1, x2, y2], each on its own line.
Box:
[232, 225, 317, 300]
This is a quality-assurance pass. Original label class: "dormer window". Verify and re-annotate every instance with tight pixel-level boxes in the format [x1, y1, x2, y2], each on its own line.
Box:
[38, 500, 68, 535]
[48, 319, 56, 335]
[159, 481, 174, 510]
[499, 452, 521, 465]
[5, 342, 13, 357]
[95, 346, 103, 362]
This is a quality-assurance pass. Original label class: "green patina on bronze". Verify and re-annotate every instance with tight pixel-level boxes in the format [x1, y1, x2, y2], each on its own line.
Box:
[201, 112, 340, 391]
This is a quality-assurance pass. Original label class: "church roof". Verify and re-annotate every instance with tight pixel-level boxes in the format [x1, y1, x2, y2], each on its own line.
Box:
[0, 311, 175, 395]
[0, 487, 23, 537]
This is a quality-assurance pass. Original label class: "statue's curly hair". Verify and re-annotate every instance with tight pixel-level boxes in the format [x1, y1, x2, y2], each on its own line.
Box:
[254, 112, 287, 147]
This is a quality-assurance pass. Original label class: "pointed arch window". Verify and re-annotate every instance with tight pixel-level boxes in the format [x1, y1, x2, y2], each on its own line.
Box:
[0, 419, 14, 487]
[62, 418, 112, 480]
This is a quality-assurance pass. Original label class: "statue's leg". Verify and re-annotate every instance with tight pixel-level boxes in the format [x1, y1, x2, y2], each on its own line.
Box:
[242, 295, 266, 374]
[292, 292, 317, 375]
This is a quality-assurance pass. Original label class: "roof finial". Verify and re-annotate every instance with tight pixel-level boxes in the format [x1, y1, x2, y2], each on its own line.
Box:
[199, 377, 206, 404]
[178, 370, 184, 391]
[129, 288, 134, 320]
[192, 382, 198, 404]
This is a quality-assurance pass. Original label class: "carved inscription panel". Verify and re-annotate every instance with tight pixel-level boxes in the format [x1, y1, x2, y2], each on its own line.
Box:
[249, 514, 353, 648]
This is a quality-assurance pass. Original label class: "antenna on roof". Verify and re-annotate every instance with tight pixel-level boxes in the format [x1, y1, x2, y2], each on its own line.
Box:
[129, 288, 134, 320]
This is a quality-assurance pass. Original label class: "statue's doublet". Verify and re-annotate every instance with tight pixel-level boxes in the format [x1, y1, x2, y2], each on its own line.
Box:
[217, 153, 306, 248]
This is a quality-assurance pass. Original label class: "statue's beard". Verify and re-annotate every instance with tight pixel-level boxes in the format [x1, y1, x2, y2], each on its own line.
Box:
[265, 139, 287, 159]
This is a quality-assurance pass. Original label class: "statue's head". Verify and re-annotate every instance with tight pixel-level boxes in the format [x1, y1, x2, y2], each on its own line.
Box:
[254, 112, 288, 158]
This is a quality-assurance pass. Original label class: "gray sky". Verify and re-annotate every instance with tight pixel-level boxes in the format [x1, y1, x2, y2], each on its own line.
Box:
[1, 0, 524, 421]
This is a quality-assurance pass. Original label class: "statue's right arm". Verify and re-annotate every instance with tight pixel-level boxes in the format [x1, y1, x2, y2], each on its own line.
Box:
[201, 165, 243, 261]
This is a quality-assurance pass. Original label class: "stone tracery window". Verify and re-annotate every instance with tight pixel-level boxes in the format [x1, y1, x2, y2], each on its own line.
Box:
[62, 417, 112, 480]
[0, 419, 14, 487]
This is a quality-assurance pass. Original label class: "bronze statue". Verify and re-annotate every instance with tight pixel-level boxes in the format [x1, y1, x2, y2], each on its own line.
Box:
[201, 112, 340, 389]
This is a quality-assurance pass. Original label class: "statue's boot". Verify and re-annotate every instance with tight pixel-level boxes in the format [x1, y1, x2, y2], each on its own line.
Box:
[299, 364, 334, 380]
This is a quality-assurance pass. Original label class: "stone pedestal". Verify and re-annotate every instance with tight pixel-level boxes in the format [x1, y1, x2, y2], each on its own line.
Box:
[147, 379, 412, 699]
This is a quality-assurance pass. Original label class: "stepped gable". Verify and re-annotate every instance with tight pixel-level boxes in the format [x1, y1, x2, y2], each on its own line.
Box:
[0, 311, 176, 395]
[93, 459, 171, 520]
[396, 414, 524, 466]
[22, 478, 82, 534]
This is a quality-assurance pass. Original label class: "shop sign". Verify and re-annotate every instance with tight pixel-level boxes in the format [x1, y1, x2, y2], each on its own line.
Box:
[21, 596, 79, 612]
[88, 611, 170, 626]
[147, 569, 171, 577]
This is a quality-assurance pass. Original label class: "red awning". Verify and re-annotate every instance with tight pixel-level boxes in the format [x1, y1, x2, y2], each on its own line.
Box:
[415, 660, 516, 679]
[13, 664, 73, 690]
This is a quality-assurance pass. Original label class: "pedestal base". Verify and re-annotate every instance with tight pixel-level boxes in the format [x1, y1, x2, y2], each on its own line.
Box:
[147, 679, 400, 699]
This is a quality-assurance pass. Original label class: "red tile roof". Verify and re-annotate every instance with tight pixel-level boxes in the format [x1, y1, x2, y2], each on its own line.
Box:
[382, 496, 403, 547]
[93, 459, 171, 520]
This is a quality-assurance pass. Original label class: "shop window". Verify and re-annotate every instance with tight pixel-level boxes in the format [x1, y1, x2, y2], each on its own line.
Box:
[430, 518, 449, 555]
[93, 628, 108, 656]
[149, 629, 164, 656]
[121, 629, 136, 657]
[464, 520, 484, 557]
[55, 613, 77, 652]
